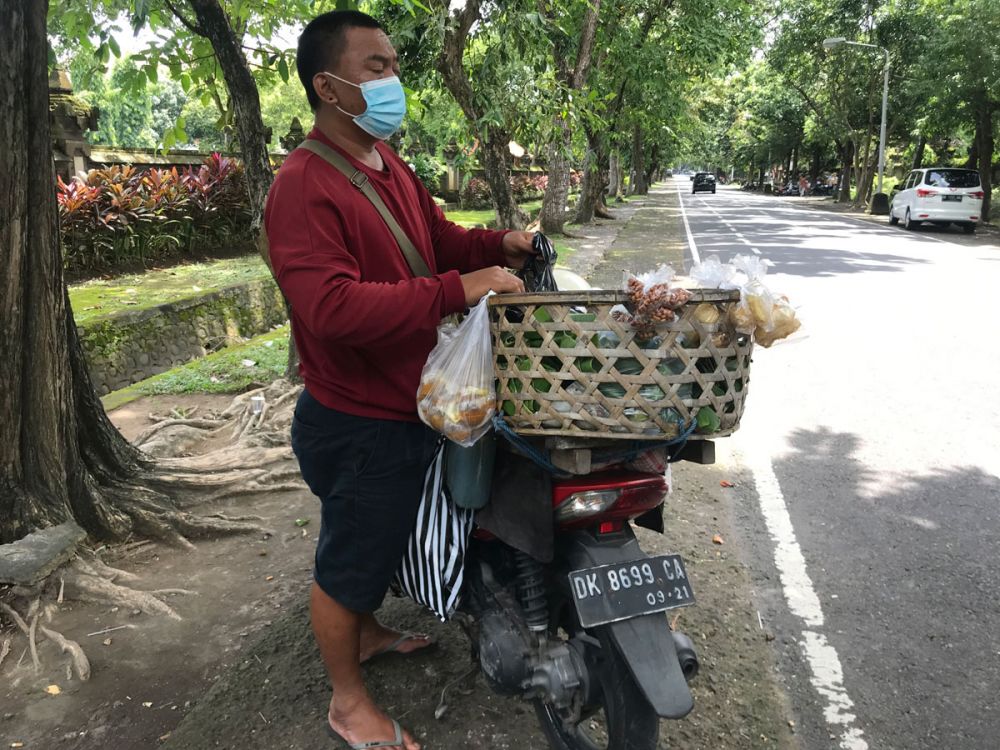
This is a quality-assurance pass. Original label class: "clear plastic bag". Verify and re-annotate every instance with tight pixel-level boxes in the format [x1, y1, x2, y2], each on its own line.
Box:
[417, 294, 496, 447]
[689, 255, 737, 289]
[621, 264, 691, 340]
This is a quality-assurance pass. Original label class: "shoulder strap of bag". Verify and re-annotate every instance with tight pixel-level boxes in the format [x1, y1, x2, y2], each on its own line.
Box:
[297, 138, 432, 279]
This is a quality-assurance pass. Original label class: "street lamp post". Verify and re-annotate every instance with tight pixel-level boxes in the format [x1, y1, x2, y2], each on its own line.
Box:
[823, 37, 891, 214]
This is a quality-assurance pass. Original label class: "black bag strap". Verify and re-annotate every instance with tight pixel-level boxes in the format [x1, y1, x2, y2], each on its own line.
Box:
[297, 138, 432, 279]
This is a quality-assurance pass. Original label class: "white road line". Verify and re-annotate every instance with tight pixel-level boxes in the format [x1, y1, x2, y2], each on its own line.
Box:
[675, 180, 701, 265]
[742, 415, 869, 750]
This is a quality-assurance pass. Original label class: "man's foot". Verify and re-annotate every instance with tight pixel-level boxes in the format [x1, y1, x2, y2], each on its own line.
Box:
[328, 693, 420, 750]
[359, 617, 434, 664]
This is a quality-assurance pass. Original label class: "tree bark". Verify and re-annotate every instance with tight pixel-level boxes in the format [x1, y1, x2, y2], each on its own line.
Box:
[437, 0, 526, 229]
[539, 120, 573, 233]
[912, 134, 926, 169]
[809, 147, 821, 184]
[976, 102, 994, 222]
[632, 124, 648, 195]
[837, 140, 853, 203]
[574, 128, 610, 223]
[539, 0, 601, 234]
[186, 0, 272, 233]
[1, 0, 146, 543]
[182, 0, 300, 379]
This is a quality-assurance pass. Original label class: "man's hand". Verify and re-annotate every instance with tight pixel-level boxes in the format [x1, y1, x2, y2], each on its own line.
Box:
[460, 266, 525, 306]
[501, 231, 537, 270]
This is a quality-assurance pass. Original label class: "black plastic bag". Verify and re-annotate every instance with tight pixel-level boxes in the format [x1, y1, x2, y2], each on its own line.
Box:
[506, 232, 559, 323]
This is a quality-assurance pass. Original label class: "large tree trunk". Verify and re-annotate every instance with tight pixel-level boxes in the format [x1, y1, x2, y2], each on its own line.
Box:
[539, 121, 573, 233]
[608, 150, 623, 201]
[837, 140, 853, 203]
[809, 147, 822, 184]
[539, 0, 601, 234]
[912, 134, 926, 169]
[574, 129, 610, 223]
[183, 0, 300, 379]
[0, 0, 145, 543]
[632, 124, 648, 195]
[437, 0, 525, 229]
[186, 0, 272, 233]
[975, 102, 993, 222]
[480, 129, 527, 229]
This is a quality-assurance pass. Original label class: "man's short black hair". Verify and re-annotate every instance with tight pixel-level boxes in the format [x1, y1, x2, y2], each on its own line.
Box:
[297, 10, 384, 111]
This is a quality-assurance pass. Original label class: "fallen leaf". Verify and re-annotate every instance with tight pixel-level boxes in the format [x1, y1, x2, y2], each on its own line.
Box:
[265, 575, 275, 582]
[294, 518, 310, 527]
[720, 480, 735, 488]
[45, 684, 61, 695]
[11, 742, 25, 748]
[192, 285, 202, 292]
[264, 341, 274, 348]
[241, 359, 256, 368]
[142, 701, 153, 708]
[712, 534, 725, 545]
[103, 638, 113, 646]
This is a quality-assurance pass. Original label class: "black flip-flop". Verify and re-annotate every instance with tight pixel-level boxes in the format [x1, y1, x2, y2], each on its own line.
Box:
[361, 633, 437, 665]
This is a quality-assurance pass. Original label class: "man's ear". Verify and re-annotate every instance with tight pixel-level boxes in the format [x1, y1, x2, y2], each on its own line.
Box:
[313, 73, 337, 107]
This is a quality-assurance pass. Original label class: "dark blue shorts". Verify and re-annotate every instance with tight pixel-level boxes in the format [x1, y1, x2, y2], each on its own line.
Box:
[291, 389, 438, 613]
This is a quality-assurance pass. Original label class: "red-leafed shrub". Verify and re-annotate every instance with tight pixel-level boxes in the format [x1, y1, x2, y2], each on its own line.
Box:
[57, 154, 252, 274]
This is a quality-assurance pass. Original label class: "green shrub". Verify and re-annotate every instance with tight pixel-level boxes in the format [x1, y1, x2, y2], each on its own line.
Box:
[57, 153, 252, 274]
[407, 152, 446, 192]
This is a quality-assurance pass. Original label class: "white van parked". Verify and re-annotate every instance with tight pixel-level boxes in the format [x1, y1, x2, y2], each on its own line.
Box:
[889, 168, 983, 233]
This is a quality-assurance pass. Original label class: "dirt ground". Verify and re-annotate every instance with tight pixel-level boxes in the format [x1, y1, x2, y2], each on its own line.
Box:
[1, 392, 797, 750]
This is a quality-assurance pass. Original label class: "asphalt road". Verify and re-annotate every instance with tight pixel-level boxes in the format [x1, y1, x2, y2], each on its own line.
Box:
[672, 178, 1000, 750]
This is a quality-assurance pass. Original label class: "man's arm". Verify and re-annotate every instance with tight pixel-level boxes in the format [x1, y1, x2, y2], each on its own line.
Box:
[266, 166, 468, 348]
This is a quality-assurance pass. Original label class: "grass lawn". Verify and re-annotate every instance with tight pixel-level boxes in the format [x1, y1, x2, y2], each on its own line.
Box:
[445, 199, 544, 228]
[102, 326, 290, 410]
[70, 255, 271, 324]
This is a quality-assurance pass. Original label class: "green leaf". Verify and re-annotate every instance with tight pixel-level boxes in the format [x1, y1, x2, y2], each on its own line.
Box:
[108, 36, 121, 58]
[180, 73, 192, 92]
[278, 57, 290, 83]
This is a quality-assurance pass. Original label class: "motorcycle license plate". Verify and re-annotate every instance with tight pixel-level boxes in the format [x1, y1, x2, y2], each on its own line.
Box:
[942, 195, 962, 202]
[568, 554, 695, 629]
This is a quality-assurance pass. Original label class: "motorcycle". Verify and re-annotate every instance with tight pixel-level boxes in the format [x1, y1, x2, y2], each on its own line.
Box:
[455, 439, 708, 750]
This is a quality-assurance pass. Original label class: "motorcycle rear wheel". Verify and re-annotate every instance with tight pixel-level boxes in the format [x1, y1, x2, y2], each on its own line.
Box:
[534, 628, 659, 750]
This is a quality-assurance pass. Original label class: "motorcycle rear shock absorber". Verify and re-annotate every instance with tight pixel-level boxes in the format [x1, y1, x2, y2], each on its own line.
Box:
[514, 550, 548, 633]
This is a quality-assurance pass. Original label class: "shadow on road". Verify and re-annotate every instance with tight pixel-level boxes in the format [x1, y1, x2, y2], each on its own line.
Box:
[770, 426, 1000, 750]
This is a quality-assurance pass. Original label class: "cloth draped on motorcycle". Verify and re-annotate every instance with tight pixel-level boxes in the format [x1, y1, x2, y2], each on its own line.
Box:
[395, 438, 476, 621]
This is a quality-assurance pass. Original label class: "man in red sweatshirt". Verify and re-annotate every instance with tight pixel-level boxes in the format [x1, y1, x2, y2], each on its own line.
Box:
[264, 10, 535, 750]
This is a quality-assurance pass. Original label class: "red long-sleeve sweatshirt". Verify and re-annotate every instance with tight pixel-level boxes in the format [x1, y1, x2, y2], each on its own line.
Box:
[264, 128, 508, 421]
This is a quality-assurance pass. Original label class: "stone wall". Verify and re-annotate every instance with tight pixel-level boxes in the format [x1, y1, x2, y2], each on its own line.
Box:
[80, 279, 287, 395]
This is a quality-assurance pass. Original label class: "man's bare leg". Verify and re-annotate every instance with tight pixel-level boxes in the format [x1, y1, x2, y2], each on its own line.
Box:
[310, 583, 421, 750]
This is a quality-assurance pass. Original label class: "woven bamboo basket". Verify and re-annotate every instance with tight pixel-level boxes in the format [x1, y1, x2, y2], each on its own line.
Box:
[488, 290, 752, 440]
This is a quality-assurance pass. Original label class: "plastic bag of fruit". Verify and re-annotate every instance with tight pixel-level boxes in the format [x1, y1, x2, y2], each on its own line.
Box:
[417, 293, 496, 447]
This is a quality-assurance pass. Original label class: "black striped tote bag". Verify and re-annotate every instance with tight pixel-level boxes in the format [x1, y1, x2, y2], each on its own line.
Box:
[395, 440, 476, 621]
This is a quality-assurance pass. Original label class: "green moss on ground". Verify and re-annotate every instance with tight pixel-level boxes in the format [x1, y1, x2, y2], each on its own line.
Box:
[71, 255, 271, 324]
[102, 326, 290, 409]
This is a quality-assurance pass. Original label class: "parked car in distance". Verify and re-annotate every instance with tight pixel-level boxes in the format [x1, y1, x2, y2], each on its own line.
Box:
[692, 172, 716, 194]
[889, 167, 983, 233]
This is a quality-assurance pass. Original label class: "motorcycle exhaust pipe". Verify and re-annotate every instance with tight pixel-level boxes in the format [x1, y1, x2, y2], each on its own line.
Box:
[671, 631, 699, 681]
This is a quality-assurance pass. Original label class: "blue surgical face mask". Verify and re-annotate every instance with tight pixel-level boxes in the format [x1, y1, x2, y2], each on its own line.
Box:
[324, 72, 406, 140]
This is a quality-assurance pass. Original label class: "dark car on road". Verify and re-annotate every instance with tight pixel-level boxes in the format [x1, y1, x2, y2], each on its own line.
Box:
[692, 172, 716, 194]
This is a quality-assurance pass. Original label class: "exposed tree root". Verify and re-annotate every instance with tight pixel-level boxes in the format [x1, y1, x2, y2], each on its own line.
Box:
[0, 378, 307, 687]
[61, 562, 181, 620]
[38, 625, 90, 681]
